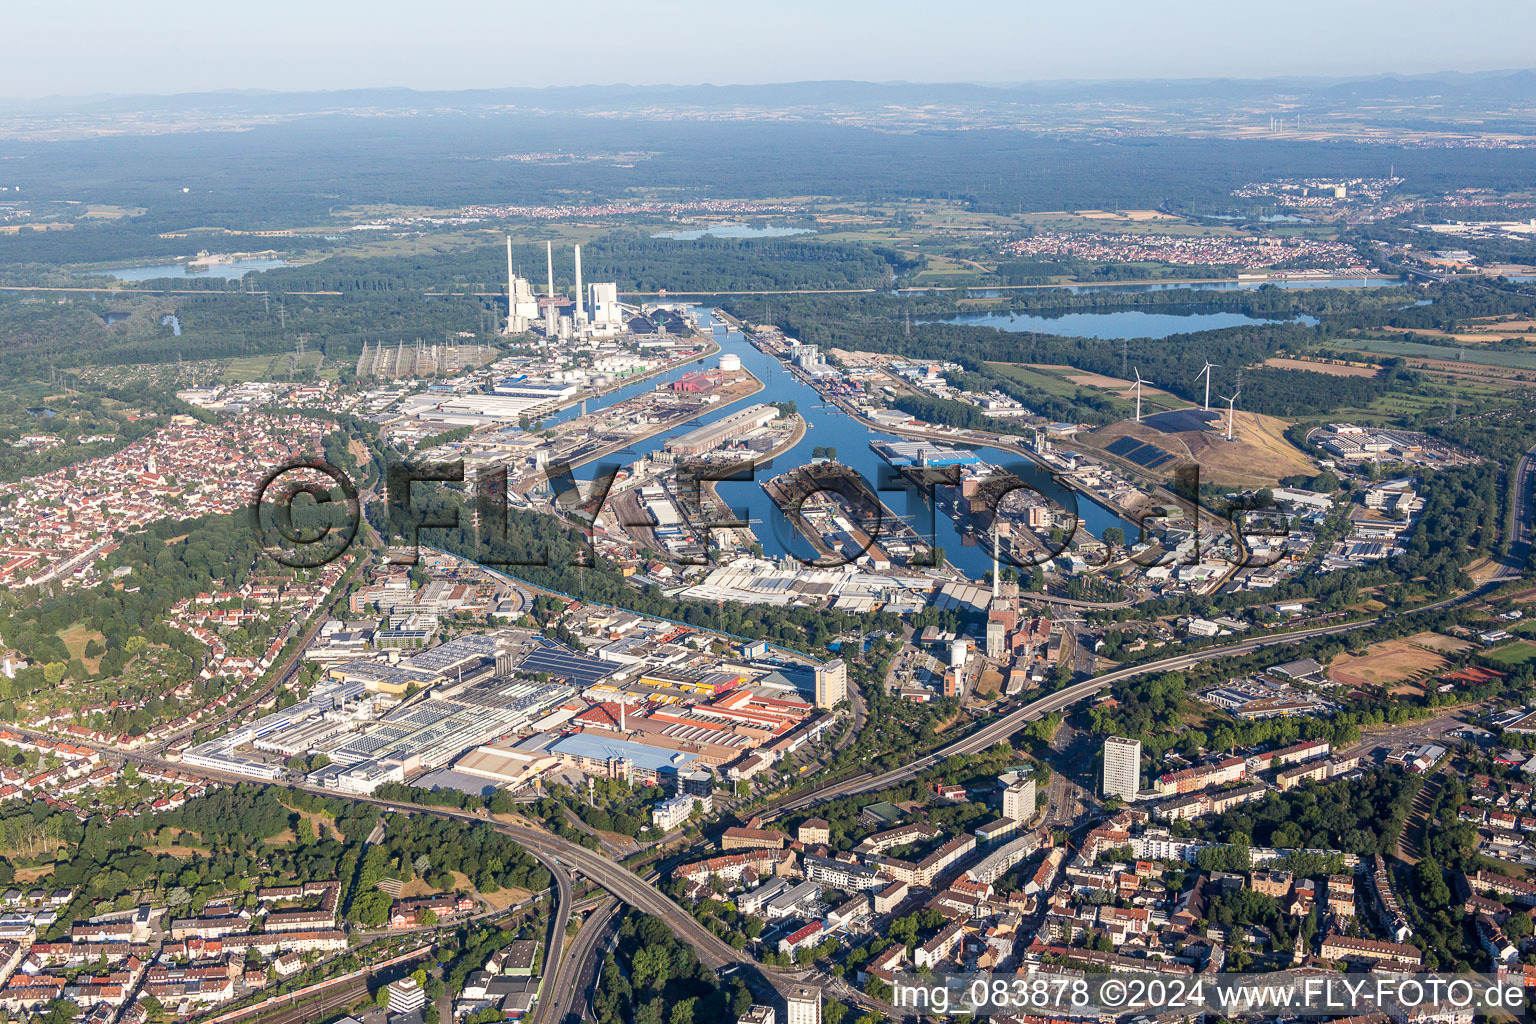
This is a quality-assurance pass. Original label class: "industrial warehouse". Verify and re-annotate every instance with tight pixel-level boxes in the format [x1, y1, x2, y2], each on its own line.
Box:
[176, 608, 839, 800]
[663, 403, 781, 457]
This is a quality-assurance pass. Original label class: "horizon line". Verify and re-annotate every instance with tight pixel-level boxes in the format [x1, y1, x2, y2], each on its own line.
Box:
[5, 66, 1536, 107]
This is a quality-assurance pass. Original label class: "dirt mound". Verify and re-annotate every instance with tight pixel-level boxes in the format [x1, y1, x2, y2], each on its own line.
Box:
[1084, 409, 1315, 487]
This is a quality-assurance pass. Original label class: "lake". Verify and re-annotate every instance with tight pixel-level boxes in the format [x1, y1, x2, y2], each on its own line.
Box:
[924, 307, 1318, 340]
[97, 257, 289, 281]
[652, 224, 814, 240]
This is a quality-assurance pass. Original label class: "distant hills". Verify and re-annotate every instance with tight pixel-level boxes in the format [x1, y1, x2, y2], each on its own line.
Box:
[3, 70, 1534, 117]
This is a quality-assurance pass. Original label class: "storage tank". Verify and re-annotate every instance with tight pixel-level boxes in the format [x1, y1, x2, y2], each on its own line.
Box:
[949, 638, 967, 671]
[719, 353, 742, 372]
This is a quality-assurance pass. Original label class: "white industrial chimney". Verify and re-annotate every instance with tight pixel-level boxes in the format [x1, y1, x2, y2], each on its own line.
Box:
[545, 241, 557, 336]
[513, 236, 525, 333]
[574, 244, 586, 324]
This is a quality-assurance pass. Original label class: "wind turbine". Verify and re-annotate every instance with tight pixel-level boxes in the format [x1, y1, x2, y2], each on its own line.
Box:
[1133, 367, 1153, 423]
[1196, 360, 1219, 412]
[1221, 391, 1241, 441]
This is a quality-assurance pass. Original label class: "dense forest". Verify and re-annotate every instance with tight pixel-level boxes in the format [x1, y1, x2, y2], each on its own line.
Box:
[0, 289, 496, 379]
[0, 236, 910, 380]
[254, 235, 914, 295]
[345, 813, 550, 927]
[5, 113, 1536, 243]
[593, 911, 752, 1024]
[1194, 770, 1420, 857]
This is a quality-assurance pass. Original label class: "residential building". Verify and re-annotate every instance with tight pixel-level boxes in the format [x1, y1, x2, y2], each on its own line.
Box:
[815, 661, 847, 710]
[387, 977, 427, 1015]
[1002, 778, 1036, 823]
[798, 818, 830, 845]
[786, 987, 822, 1024]
[1102, 736, 1141, 801]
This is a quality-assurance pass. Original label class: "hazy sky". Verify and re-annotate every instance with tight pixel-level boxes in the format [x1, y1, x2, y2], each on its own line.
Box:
[6, 0, 1534, 99]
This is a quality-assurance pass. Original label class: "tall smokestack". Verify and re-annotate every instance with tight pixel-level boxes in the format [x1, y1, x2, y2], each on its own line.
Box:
[513, 234, 525, 333]
[574, 244, 585, 323]
[545, 240, 557, 336]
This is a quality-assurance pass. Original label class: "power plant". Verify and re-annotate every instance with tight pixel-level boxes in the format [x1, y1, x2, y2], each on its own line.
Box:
[503, 235, 541, 333]
[503, 238, 627, 341]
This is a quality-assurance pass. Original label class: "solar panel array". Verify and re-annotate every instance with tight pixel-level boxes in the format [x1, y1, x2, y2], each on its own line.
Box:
[516, 641, 617, 688]
[1105, 436, 1176, 469]
[1105, 437, 1143, 457]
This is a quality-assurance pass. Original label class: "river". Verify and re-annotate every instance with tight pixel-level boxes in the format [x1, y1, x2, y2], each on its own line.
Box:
[561, 309, 1140, 579]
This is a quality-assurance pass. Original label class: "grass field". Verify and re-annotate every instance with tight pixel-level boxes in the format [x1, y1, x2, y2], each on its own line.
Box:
[57, 623, 107, 673]
[1488, 641, 1536, 667]
[908, 253, 990, 282]
[986, 361, 1175, 416]
[1319, 376, 1512, 425]
[986, 362, 1116, 399]
[218, 350, 339, 382]
[1334, 337, 1536, 371]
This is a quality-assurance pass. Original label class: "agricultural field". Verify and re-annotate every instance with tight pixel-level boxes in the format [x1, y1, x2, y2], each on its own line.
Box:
[1014, 210, 1245, 237]
[1263, 357, 1379, 377]
[1333, 336, 1536, 372]
[1381, 316, 1536, 345]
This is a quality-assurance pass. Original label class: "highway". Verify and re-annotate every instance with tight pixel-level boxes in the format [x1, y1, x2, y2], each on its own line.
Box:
[140, 572, 1513, 1010]
[72, 742, 838, 1011]
[539, 896, 620, 1024]
[1509, 443, 1536, 572]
